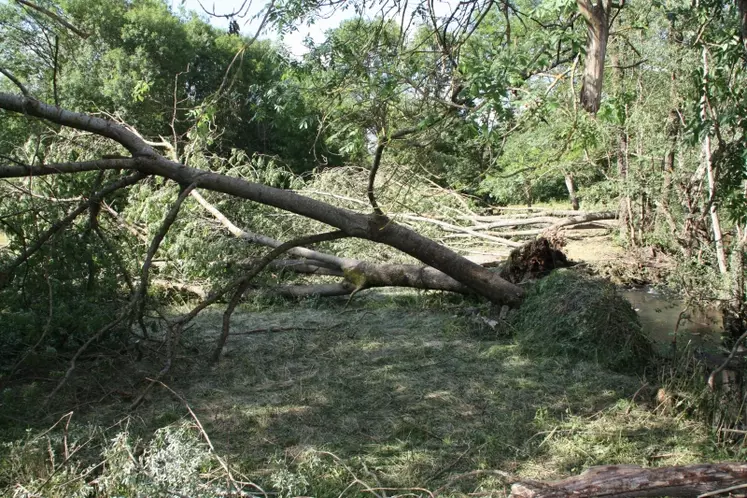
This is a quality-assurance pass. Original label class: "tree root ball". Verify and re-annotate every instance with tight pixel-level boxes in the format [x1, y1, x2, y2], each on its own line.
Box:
[499, 237, 571, 284]
[513, 269, 653, 372]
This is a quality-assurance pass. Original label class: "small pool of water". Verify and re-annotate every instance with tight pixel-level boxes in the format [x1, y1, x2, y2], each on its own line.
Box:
[620, 287, 723, 349]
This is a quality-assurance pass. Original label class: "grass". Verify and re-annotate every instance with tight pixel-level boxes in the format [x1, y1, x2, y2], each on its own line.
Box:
[0, 289, 740, 497]
[514, 270, 654, 372]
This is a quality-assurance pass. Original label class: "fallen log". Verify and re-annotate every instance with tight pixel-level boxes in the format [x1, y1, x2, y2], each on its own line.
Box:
[509, 463, 747, 498]
[470, 211, 617, 231]
[458, 209, 593, 221]
[151, 278, 208, 299]
[194, 192, 475, 296]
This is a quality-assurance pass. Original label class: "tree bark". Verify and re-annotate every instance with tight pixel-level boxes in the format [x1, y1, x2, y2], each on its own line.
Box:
[510, 463, 747, 498]
[700, 49, 728, 275]
[577, 0, 611, 114]
[564, 173, 580, 211]
[0, 92, 524, 305]
[739, 0, 747, 55]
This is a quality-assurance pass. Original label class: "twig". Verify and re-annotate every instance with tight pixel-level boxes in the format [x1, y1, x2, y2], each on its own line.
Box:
[315, 451, 387, 498]
[146, 378, 264, 496]
[426, 444, 481, 484]
[433, 470, 514, 497]
[44, 312, 129, 406]
[698, 482, 747, 497]
[230, 326, 317, 336]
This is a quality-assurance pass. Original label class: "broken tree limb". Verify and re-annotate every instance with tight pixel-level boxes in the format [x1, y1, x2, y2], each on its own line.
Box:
[547, 211, 618, 230]
[398, 214, 523, 247]
[509, 462, 747, 498]
[267, 259, 345, 276]
[191, 189, 349, 268]
[458, 208, 593, 219]
[194, 190, 477, 296]
[465, 211, 617, 231]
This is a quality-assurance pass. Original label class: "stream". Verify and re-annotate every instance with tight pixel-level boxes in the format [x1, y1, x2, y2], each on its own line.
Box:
[621, 286, 724, 352]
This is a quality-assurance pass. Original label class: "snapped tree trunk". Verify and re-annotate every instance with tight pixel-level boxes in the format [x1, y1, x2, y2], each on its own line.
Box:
[577, 0, 611, 114]
[564, 173, 580, 211]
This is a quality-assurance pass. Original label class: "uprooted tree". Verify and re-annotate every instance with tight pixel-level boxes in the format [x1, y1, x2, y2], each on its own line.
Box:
[0, 92, 525, 365]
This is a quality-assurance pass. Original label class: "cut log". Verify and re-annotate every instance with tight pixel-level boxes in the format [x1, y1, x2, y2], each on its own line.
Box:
[509, 463, 747, 498]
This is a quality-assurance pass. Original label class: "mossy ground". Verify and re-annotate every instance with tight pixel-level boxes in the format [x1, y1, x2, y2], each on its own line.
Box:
[0, 289, 740, 497]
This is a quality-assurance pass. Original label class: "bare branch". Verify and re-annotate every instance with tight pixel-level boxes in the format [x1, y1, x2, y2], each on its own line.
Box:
[0, 158, 137, 178]
[0, 93, 154, 156]
[708, 329, 747, 390]
[368, 126, 419, 216]
[0, 67, 31, 97]
[14, 0, 90, 39]
[45, 313, 129, 405]
[132, 182, 198, 325]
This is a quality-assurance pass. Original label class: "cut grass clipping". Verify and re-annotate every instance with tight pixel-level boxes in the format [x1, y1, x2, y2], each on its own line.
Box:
[514, 269, 653, 372]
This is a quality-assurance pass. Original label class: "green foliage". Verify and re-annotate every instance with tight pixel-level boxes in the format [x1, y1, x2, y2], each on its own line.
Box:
[514, 270, 654, 372]
[0, 420, 223, 497]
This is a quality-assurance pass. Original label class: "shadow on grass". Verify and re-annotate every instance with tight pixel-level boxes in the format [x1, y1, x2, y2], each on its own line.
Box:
[0, 292, 733, 496]
[127, 294, 721, 491]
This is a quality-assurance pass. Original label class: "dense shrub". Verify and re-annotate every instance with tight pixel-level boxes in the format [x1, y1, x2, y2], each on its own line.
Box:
[513, 269, 653, 372]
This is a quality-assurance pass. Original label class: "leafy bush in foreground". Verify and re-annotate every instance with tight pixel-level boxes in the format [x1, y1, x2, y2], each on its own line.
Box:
[0, 421, 220, 498]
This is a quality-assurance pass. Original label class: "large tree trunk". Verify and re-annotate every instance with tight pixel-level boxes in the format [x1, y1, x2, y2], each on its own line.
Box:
[510, 463, 747, 498]
[0, 92, 524, 305]
[700, 49, 728, 275]
[564, 173, 580, 211]
[577, 0, 611, 114]
[739, 0, 747, 55]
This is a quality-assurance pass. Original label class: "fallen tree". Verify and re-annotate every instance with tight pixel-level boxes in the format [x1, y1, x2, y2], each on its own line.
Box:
[0, 92, 524, 306]
[509, 462, 747, 498]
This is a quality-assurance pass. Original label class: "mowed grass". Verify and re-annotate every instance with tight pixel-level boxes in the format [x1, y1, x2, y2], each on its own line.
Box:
[123, 292, 728, 494]
[1, 291, 734, 496]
